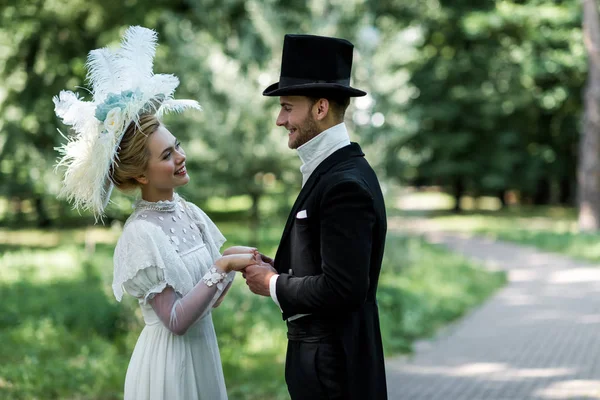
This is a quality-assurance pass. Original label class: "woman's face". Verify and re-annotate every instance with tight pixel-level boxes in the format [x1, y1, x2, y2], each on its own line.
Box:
[140, 124, 189, 200]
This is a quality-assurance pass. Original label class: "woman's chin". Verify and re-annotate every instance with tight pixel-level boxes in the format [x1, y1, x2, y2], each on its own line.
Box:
[175, 175, 190, 187]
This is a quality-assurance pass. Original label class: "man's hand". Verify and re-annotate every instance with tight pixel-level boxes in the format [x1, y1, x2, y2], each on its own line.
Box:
[258, 253, 274, 267]
[243, 263, 277, 297]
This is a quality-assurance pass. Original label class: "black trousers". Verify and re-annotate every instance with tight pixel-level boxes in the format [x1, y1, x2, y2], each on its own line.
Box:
[285, 339, 349, 400]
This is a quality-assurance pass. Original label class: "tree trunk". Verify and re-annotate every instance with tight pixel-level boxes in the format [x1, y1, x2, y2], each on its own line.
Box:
[452, 179, 464, 213]
[559, 177, 573, 206]
[533, 178, 551, 205]
[497, 190, 507, 208]
[579, 0, 600, 231]
[35, 195, 51, 228]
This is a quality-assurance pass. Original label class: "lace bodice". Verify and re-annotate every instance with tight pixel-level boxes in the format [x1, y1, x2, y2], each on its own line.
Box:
[133, 196, 207, 256]
[112, 193, 228, 303]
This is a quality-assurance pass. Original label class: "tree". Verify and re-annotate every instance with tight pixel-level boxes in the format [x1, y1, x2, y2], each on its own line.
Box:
[371, 0, 584, 211]
[579, 0, 600, 231]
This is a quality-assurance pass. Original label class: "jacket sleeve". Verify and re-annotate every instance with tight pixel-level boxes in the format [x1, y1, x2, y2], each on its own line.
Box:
[275, 179, 375, 315]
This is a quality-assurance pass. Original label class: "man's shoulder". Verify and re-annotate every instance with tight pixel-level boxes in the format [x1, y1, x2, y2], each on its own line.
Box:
[322, 155, 375, 182]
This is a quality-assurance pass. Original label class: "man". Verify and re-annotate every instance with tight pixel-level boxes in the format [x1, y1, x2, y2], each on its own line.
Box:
[243, 34, 388, 400]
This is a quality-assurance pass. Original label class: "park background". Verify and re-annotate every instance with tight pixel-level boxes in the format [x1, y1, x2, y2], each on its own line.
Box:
[2, 0, 600, 399]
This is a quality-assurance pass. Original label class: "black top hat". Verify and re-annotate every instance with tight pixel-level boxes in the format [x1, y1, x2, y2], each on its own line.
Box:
[262, 34, 366, 97]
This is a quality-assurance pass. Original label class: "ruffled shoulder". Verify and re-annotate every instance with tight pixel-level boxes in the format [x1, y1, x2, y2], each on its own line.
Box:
[182, 201, 226, 258]
[112, 218, 194, 302]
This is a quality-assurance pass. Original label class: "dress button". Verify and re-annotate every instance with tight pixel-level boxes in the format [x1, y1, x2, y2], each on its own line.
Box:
[170, 228, 175, 233]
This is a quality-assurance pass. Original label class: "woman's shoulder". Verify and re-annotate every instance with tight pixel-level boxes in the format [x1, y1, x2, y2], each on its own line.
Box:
[115, 217, 167, 250]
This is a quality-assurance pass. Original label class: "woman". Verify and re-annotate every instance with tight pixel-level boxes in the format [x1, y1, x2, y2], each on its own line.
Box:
[53, 26, 254, 399]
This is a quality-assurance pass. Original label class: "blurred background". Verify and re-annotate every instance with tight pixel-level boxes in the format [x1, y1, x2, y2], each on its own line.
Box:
[1, 0, 598, 399]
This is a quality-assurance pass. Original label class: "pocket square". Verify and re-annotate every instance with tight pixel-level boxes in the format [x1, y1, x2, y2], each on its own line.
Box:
[296, 210, 308, 219]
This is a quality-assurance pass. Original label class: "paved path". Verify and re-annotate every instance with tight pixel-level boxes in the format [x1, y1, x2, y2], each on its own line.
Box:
[386, 230, 600, 400]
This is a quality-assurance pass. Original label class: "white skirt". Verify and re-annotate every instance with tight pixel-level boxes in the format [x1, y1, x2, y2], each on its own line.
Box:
[124, 314, 227, 400]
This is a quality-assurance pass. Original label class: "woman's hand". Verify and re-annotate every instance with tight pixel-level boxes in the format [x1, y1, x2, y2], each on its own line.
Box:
[222, 245, 257, 256]
[214, 253, 256, 273]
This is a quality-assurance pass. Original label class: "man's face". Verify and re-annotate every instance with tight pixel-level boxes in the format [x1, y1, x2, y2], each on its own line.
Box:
[276, 96, 320, 149]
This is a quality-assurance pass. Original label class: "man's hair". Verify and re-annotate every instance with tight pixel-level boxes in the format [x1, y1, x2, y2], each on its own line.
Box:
[308, 95, 351, 121]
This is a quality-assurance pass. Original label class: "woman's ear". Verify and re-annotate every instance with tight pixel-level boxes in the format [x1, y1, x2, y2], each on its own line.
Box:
[135, 175, 148, 185]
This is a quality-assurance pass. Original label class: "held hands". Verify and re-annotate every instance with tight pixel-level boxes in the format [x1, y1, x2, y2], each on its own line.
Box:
[216, 246, 258, 273]
[214, 253, 257, 273]
[243, 256, 277, 297]
[258, 252, 274, 267]
[218, 246, 277, 296]
[222, 246, 257, 256]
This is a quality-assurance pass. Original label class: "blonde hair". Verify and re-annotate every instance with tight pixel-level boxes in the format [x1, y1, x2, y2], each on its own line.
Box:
[110, 114, 161, 191]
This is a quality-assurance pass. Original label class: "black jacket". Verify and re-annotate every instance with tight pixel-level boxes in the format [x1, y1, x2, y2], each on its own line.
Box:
[274, 142, 388, 400]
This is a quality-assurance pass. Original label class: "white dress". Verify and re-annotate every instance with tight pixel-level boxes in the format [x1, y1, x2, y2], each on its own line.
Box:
[112, 194, 234, 400]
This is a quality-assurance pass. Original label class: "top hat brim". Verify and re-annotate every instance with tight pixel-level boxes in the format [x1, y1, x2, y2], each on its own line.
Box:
[262, 82, 366, 97]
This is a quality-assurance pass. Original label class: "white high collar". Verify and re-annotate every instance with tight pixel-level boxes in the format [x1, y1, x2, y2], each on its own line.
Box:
[297, 122, 351, 187]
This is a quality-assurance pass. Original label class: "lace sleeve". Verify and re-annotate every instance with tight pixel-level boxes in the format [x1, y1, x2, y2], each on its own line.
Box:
[149, 265, 233, 335]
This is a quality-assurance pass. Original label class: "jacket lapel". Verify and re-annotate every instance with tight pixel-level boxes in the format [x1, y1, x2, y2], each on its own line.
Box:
[278, 143, 364, 248]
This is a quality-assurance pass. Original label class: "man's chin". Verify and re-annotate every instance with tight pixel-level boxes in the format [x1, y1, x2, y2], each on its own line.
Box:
[288, 138, 299, 149]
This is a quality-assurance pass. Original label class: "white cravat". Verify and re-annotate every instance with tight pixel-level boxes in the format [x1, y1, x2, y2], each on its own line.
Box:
[298, 122, 351, 187]
[269, 123, 351, 320]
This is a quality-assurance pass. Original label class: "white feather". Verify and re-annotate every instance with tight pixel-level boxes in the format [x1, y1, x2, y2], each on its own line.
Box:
[146, 74, 180, 99]
[53, 25, 201, 221]
[158, 99, 202, 118]
[53, 91, 97, 135]
[116, 26, 157, 90]
[86, 48, 121, 102]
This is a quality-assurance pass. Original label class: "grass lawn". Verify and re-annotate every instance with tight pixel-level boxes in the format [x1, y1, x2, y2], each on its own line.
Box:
[0, 213, 505, 399]
[391, 189, 600, 263]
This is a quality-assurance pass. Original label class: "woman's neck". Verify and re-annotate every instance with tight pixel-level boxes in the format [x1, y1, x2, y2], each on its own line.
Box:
[140, 187, 175, 203]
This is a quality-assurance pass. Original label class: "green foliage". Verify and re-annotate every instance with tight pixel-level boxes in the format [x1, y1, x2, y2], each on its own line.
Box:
[0, 219, 505, 399]
[0, 0, 592, 223]
[371, 0, 585, 206]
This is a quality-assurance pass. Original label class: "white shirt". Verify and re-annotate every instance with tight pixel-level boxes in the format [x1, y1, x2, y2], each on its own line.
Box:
[269, 123, 351, 320]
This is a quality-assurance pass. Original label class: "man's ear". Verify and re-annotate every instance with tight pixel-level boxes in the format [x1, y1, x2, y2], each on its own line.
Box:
[135, 175, 148, 185]
[313, 98, 330, 121]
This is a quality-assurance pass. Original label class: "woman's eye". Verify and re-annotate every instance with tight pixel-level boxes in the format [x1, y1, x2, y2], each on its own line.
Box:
[164, 152, 171, 160]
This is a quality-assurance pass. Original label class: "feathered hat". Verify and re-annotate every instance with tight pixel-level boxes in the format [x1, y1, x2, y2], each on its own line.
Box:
[53, 26, 200, 220]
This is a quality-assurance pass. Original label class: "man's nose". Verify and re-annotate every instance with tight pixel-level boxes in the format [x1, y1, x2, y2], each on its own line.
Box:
[276, 111, 286, 126]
